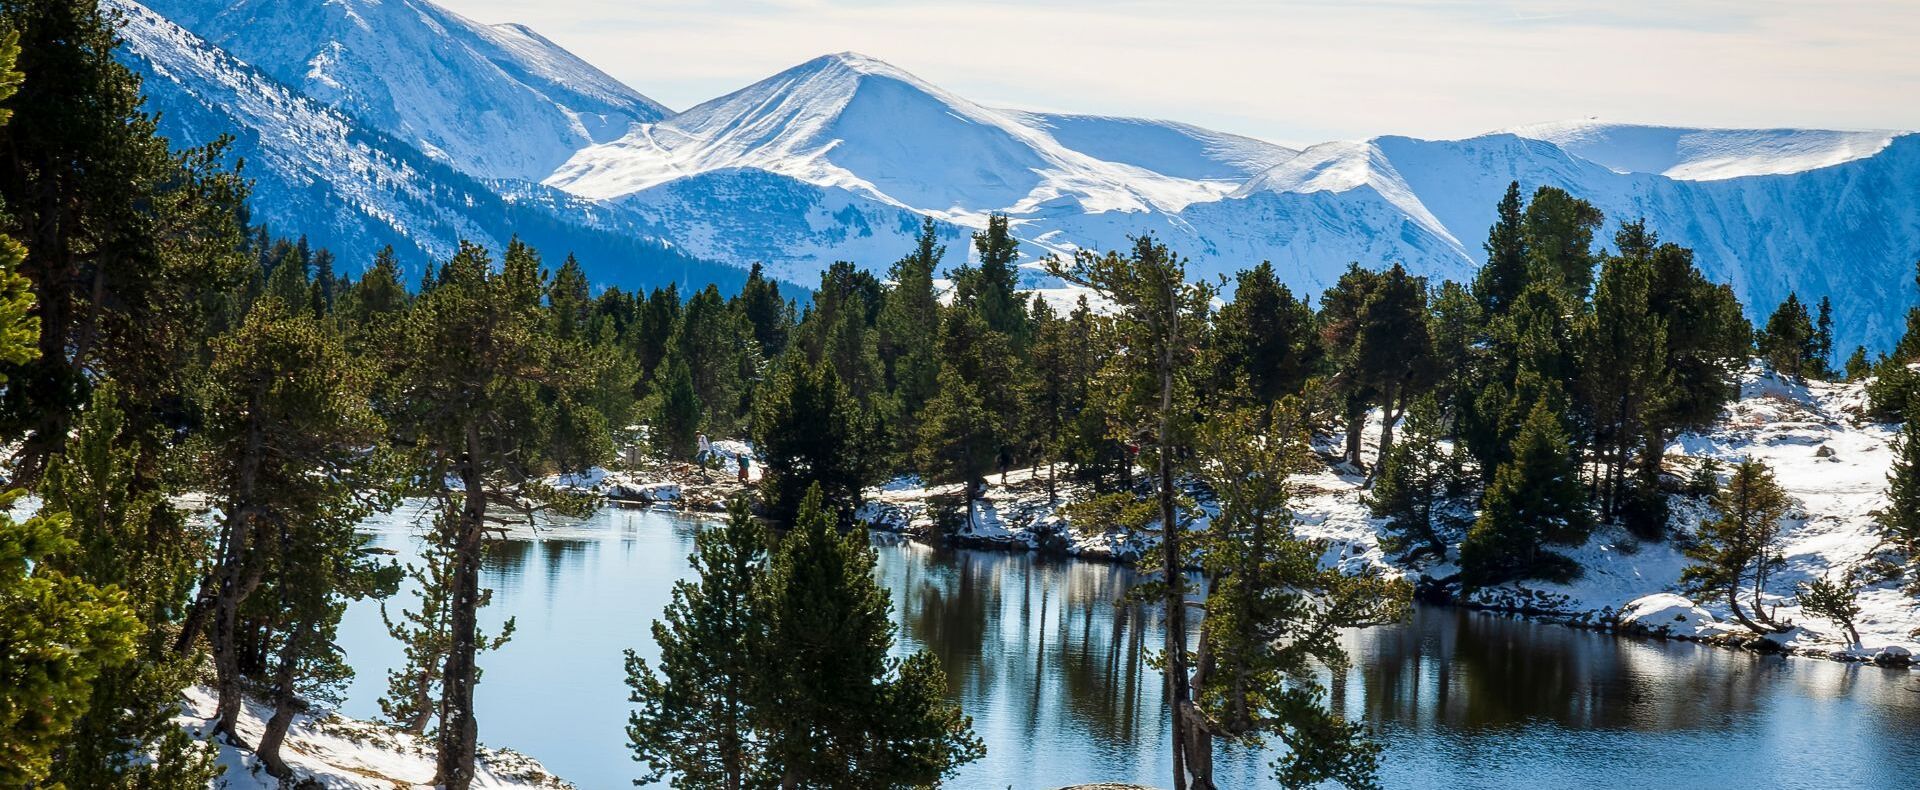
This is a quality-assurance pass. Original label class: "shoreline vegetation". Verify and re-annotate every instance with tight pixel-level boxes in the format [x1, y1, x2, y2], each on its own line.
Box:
[591, 453, 1920, 669]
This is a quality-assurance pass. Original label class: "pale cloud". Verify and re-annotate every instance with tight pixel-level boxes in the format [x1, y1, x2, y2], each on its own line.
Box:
[435, 0, 1920, 144]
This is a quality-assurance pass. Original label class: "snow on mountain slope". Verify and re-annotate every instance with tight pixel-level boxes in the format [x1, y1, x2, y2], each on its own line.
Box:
[113, 0, 754, 296]
[549, 53, 1241, 222]
[1509, 120, 1902, 181]
[611, 167, 970, 285]
[1002, 110, 1298, 182]
[156, 0, 670, 182]
[112, 0, 489, 264]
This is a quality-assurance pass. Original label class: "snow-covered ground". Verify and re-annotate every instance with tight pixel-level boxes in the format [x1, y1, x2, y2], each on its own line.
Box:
[852, 366, 1919, 666]
[177, 686, 570, 789]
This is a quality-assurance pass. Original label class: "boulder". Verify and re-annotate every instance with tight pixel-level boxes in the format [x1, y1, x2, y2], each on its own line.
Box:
[1618, 593, 1716, 637]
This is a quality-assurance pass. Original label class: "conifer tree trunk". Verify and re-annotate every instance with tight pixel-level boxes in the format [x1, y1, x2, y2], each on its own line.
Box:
[1343, 395, 1366, 469]
[1159, 300, 1204, 790]
[258, 624, 309, 780]
[438, 424, 488, 790]
[210, 549, 264, 744]
[212, 383, 270, 743]
[1375, 383, 1401, 479]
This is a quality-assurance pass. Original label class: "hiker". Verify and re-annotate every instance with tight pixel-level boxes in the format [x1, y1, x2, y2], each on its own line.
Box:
[695, 433, 713, 481]
[737, 454, 750, 483]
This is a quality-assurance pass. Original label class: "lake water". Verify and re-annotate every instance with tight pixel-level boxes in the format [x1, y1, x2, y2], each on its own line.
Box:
[334, 505, 1920, 789]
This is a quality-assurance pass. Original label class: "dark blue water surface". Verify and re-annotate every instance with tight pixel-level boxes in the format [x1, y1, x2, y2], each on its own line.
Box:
[334, 505, 1920, 789]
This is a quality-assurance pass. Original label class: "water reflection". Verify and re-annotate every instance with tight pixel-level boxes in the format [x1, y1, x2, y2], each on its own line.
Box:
[334, 507, 1920, 790]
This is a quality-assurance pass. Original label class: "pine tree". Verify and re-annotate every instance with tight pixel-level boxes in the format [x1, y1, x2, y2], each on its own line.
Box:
[626, 498, 768, 789]
[1463, 280, 1583, 477]
[378, 539, 451, 735]
[1426, 280, 1486, 439]
[925, 307, 1026, 483]
[1759, 293, 1818, 381]
[1894, 260, 1920, 363]
[1522, 186, 1604, 298]
[751, 359, 877, 524]
[1213, 261, 1320, 422]
[1813, 296, 1834, 378]
[1844, 346, 1873, 381]
[549, 254, 593, 342]
[380, 241, 603, 789]
[1459, 402, 1592, 586]
[916, 365, 997, 527]
[753, 485, 983, 787]
[654, 355, 703, 460]
[733, 262, 792, 359]
[195, 296, 396, 777]
[1636, 227, 1750, 514]
[1867, 358, 1919, 423]
[1797, 572, 1863, 648]
[42, 384, 218, 788]
[1193, 403, 1408, 790]
[1048, 237, 1213, 790]
[263, 243, 312, 310]
[1319, 264, 1385, 469]
[1473, 181, 1529, 314]
[1352, 263, 1435, 475]
[954, 214, 1028, 346]
[1368, 397, 1449, 559]
[345, 246, 411, 327]
[0, 0, 250, 476]
[377, 539, 514, 739]
[1581, 240, 1676, 535]
[675, 285, 752, 430]
[1026, 300, 1086, 501]
[1053, 298, 1129, 492]
[1877, 406, 1920, 561]
[0, 493, 138, 786]
[0, 57, 142, 770]
[1681, 458, 1790, 633]
[876, 219, 945, 451]
[634, 284, 682, 385]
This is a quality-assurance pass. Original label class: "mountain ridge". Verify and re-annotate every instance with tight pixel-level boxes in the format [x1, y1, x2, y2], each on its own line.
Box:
[120, 0, 1920, 352]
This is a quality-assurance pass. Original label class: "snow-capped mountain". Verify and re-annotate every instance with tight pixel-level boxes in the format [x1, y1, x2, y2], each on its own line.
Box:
[120, 0, 1920, 352]
[549, 52, 1264, 222]
[111, 0, 750, 294]
[545, 50, 1919, 351]
[141, 0, 671, 182]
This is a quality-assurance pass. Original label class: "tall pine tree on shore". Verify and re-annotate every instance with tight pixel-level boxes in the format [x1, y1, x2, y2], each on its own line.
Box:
[752, 485, 984, 787]
[626, 498, 768, 790]
[1459, 403, 1591, 585]
[1049, 237, 1214, 790]
[1682, 458, 1791, 633]
[1191, 403, 1409, 789]
[876, 219, 945, 456]
[195, 296, 399, 777]
[380, 241, 604, 789]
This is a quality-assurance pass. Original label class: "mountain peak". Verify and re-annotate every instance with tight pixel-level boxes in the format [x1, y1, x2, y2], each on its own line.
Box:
[811, 51, 911, 75]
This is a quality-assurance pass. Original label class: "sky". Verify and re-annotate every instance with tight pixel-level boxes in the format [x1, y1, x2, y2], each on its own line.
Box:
[433, 0, 1920, 146]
